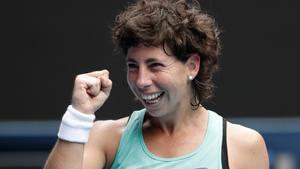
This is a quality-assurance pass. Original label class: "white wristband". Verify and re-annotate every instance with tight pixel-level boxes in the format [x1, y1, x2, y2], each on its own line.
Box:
[57, 105, 95, 143]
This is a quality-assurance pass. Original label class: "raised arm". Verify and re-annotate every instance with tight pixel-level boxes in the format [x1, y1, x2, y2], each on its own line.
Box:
[44, 70, 112, 169]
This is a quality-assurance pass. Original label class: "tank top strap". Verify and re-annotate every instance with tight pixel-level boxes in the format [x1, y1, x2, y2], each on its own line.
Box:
[221, 118, 230, 169]
[110, 109, 146, 165]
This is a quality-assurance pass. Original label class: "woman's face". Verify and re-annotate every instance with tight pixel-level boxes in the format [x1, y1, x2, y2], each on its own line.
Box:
[126, 44, 194, 117]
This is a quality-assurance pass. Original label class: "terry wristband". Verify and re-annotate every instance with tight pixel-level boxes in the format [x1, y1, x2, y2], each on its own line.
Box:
[57, 105, 95, 143]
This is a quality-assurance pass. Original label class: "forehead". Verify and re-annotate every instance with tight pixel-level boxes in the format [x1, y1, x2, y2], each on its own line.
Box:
[126, 45, 173, 62]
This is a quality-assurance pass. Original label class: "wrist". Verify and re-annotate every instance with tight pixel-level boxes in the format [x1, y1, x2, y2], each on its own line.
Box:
[71, 103, 94, 114]
[57, 105, 95, 143]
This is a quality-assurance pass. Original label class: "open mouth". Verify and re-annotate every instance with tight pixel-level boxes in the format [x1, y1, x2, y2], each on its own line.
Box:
[140, 91, 165, 104]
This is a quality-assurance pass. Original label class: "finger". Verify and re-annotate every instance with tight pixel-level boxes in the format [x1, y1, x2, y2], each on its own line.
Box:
[79, 76, 101, 97]
[100, 76, 112, 94]
[86, 69, 109, 78]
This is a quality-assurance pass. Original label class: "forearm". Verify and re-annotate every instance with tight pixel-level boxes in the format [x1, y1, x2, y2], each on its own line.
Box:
[44, 70, 112, 169]
[44, 139, 84, 169]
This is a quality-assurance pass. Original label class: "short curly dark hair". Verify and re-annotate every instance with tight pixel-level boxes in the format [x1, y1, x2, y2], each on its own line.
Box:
[112, 0, 221, 108]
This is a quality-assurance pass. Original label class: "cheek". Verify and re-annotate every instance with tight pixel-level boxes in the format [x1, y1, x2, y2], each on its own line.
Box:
[166, 78, 187, 95]
[127, 72, 135, 88]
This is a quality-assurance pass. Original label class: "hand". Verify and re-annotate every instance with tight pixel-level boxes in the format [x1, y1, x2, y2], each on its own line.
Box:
[71, 70, 112, 114]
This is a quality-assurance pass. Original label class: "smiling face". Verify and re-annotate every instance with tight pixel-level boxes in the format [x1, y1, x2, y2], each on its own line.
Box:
[126, 44, 198, 117]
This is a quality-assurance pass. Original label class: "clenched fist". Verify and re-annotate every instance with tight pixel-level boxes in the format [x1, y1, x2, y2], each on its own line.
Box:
[71, 70, 112, 114]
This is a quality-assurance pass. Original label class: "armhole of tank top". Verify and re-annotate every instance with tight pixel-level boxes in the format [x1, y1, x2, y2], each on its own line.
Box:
[110, 112, 135, 167]
[221, 118, 230, 169]
[126, 114, 132, 125]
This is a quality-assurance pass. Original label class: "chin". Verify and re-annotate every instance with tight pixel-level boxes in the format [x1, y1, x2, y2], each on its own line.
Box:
[145, 107, 158, 115]
[145, 107, 169, 118]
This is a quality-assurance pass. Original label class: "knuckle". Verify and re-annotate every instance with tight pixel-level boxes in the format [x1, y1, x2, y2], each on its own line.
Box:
[102, 69, 109, 75]
[75, 75, 84, 82]
[91, 78, 100, 85]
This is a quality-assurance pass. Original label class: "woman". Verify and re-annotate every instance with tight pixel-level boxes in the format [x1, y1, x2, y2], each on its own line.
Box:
[44, 0, 269, 168]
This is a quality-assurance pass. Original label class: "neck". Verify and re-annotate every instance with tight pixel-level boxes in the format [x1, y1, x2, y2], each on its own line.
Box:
[145, 106, 208, 135]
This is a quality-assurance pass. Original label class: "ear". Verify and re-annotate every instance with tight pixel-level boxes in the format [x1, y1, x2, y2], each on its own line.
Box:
[186, 54, 200, 77]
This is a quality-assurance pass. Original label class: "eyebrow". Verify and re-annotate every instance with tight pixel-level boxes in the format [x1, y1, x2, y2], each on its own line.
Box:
[126, 58, 136, 63]
[126, 58, 160, 64]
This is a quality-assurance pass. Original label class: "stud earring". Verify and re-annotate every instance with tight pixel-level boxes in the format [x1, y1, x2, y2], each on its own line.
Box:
[188, 75, 193, 80]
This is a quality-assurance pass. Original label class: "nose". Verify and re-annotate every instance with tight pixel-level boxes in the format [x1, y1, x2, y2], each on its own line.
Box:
[136, 67, 152, 89]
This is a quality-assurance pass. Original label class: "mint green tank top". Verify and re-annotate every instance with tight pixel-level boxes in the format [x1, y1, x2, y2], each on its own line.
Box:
[110, 109, 224, 169]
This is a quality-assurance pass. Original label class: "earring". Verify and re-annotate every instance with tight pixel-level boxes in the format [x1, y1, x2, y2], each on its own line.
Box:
[188, 75, 193, 80]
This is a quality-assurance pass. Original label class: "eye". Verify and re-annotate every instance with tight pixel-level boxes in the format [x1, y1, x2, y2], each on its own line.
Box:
[149, 63, 163, 68]
[127, 63, 138, 71]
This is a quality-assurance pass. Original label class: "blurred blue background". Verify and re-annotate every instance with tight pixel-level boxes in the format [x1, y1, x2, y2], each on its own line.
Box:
[2, 0, 299, 168]
[1, 119, 299, 169]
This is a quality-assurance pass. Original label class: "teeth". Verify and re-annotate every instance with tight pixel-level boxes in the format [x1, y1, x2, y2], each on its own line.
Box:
[141, 92, 163, 100]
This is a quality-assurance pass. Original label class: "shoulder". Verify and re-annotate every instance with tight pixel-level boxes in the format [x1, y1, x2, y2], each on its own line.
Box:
[83, 117, 129, 168]
[226, 122, 269, 169]
[91, 117, 129, 153]
[92, 117, 129, 136]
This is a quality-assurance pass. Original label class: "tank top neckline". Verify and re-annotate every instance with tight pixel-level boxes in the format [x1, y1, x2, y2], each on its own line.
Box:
[137, 109, 212, 162]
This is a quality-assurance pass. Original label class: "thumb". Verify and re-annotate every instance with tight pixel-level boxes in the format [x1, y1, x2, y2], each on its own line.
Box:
[100, 76, 112, 95]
